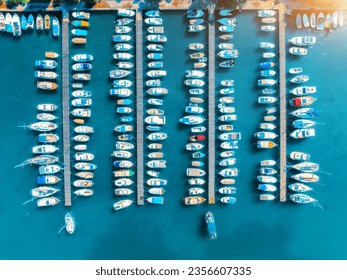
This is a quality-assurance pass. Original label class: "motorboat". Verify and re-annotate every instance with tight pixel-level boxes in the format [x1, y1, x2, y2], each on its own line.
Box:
[219, 25, 234, 32]
[219, 168, 238, 177]
[290, 151, 311, 161]
[189, 188, 205, 195]
[147, 179, 167, 186]
[290, 128, 315, 139]
[37, 113, 57, 121]
[258, 184, 277, 192]
[254, 131, 277, 139]
[37, 197, 60, 207]
[36, 14, 43, 31]
[260, 167, 277, 175]
[145, 116, 166, 125]
[219, 158, 236, 167]
[218, 187, 236, 195]
[37, 175, 60, 185]
[111, 150, 132, 158]
[38, 164, 61, 175]
[75, 152, 94, 161]
[148, 61, 163, 69]
[147, 160, 167, 169]
[290, 96, 316, 107]
[260, 70, 276, 77]
[27, 14, 34, 30]
[290, 86, 316, 96]
[72, 90, 92, 98]
[260, 62, 275, 69]
[289, 67, 303, 74]
[113, 170, 135, 177]
[31, 186, 59, 198]
[113, 199, 133, 210]
[187, 9, 204, 19]
[189, 43, 204, 50]
[74, 188, 94, 196]
[147, 87, 168, 96]
[219, 43, 234, 50]
[258, 10, 276, 17]
[73, 135, 90, 142]
[290, 108, 318, 119]
[115, 43, 133, 51]
[292, 162, 319, 173]
[262, 18, 276, 24]
[260, 194, 276, 201]
[147, 132, 167, 141]
[35, 60, 58, 70]
[188, 24, 205, 32]
[38, 133, 59, 143]
[317, 12, 325, 31]
[296, 13, 302, 29]
[259, 123, 276, 130]
[290, 194, 317, 204]
[258, 96, 277, 104]
[35, 71, 58, 80]
[113, 79, 132, 88]
[260, 160, 276, 166]
[257, 175, 277, 183]
[146, 34, 167, 42]
[191, 126, 206, 133]
[291, 75, 309, 84]
[218, 125, 233, 131]
[257, 141, 277, 149]
[219, 132, 241, 140]
[289, 47, 308, 56]
[52, 17, 59, 37]
[257, 79, 276, 86]
[113, 35, 131, 42]
[71, 108, 91, 118]
[218, 50, 239, 58]
[289, 36, 316, 46]
[220, 197, 237, 204]
[73, 179, 93, 188]
[109, 88, 132, 97]
[261, 25, 276, 32]
[186, 143, 204, 151]
[288, 183, 313, 192]
[72, 12, 90, 19]
[217, 17, 237, 26]
[74, 126, 94, 134]
[302, 13, 310, 28]
[148, 187, 165, 195]
[262, 88, 276, 94]
[188, 178, 205, 186]
[74, 162, 97, 171]
[12, 13, 21, 37]
[310, 13, 316, 28]
[218, 114, 237, 122]
[263, 52, 275, 58]
[73, 73, 90, 80]
[180, 115, 205, 125]
[183, 196, 206, 205]
[113, 52, 133, 60]
[259, 42, 275, 49]
[72, 98, 92, 107]
[147, 70, 167, 78]
[147, 26, 164, 34]
[219, 60, 234, 68]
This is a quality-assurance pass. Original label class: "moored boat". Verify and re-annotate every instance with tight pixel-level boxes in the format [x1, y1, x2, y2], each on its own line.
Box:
[184, 196, 206, 205]
[37, 196, 60, 207]
[113, 199, 133, 210]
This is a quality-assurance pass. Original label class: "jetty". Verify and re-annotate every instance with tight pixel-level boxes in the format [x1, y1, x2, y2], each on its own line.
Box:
[207, 6, 216, 204]
[62, 12, 72, 206]
[135, 13, 145, 205]
[278, 6, 287, 202]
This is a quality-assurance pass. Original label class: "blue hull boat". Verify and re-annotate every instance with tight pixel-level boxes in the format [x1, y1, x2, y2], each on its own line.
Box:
[205, 212, 217, 240]
[72, 29, 88, 36]
[21, 15, 27, 31]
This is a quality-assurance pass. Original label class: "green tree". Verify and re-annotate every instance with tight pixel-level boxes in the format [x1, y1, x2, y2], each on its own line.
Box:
[0, 0, 3, 5]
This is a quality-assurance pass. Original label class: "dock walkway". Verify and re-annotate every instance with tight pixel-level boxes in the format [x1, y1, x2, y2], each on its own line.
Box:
[278, 6, 287, 202]
[207, 6, 216, 205]
[62, 12, 72, 206]
[135, 13, 145, 205]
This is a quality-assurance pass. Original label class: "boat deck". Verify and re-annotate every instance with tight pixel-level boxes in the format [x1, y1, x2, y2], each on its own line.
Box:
[62, 12, 72, 206]
[136, 13, 145, 205]
[278, 6, 287, 202]
[208, 6, 216, 205]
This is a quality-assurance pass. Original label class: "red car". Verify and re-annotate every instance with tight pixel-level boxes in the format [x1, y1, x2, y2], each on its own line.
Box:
[190, 135, 205, 142]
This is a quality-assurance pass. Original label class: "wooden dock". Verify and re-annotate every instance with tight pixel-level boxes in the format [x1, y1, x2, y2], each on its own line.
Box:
[278, 7, 287, 202]
[207, 6, 216, 205]
[135, 13, 145, 205]
[62, 12, 72, 206]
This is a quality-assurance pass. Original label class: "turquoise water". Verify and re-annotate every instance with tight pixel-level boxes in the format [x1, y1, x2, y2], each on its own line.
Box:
[0, 10, 347, 260]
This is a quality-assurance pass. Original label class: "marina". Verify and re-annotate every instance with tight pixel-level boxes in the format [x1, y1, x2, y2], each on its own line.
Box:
[0, 4, 346, 260]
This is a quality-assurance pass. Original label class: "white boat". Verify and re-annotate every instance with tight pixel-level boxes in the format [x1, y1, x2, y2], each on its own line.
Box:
[147, 26, 164, 34]
[258, 10, 276, 17]
[147, 178, 167, 186]
[145, 17, 162, 26]
[218, 114, 237, 122]
[32, 145, 59, 154]
[258, 79, 276, 87]
[257, 175, 277, 183]
[289, 36, 316, 46]
[115, 188, 134, 196]
[263, 52, 275, 58]
[290, 194, 317, 204]
[148, 187, 165, 195]
[289, 47, 308, 56]
[38, 164, 61, 175]
[118, 9, 135, 17]
[290, 128, 315, 139]
[189, 188, 205, 195]
[147, 132, 167, 141]
[291, 75, 309, 84]
[113, 199, 133, 210]
[259, 42, 275, 49]
[317, 12, 325, 31]
[310, 13, 316, 28]
[191, 126, 206, 133]
[303, 14, 309, 28]
[219, 43, 234, 50]
[37, 196, 60, 207]
[219, 168, 238, 177]
[260, 194, 276, 201]
[31, 186, 59, 198]
[188, 24, 205, 32]
[288, 183, 313, 192]
[74, 126, 94, 134]
[290, 151, 311, 161]
[218, 187, 236, 195]
[261, 25, 276, 32]
[292, 162, 319, 173]
[186, 168, 205, 177]
[188, 178, 205, 185]
[258, 184, 277, 192]
[219, 158, 236, 167]
[259, 123, 276, 130]
[291, 173, 319, 183]
[219, 132, 241, 140]
[114, 178, 133, 187]
[186, 143, 204, 151]
[258, 96, 277, 104]
[146, 34, 167, 42]
[180, 115, 205, 125]
[147, 160, 167, 169]
[257, 141, 277, 149]
[261, 160, 276, 166]
[290, 86, 316, 96]
[254, 131, 277, 140]
[74, 188, 94, 196]
[115, 141, 134, 150]
[262, 18, 276, 24]
[75, 152, 94, 161]
[296, 13, 302, 29]
[289, 67, 303, 74]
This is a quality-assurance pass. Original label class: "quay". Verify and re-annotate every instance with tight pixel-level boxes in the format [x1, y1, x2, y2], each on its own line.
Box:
[62, 12, 72, 206]
[278, 6, 287, 202]
[135, 13, 145, 205]
[207, 6, 216, 205]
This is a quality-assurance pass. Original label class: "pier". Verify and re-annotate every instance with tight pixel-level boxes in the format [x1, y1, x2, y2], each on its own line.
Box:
[278, 6, 287, 202]
[62, 12, 72, 206]
[207, 6, 216, 204]
[135, 13, 145, 205]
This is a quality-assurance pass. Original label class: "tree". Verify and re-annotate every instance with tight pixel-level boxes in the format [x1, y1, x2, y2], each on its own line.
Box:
[85, 0, 98, 6]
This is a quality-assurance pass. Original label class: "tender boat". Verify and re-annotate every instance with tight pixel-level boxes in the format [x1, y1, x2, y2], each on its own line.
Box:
[218, 50, 239, 58]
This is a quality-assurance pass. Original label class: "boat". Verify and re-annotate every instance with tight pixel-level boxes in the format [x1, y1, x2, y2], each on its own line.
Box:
[260, 70, 276, 77]
[115, 43, 133, 51]
[27, 14, 34, 30]
[72, 28, 88, 36]
[184, 79, 205, 87]
[189, 43, 204, 50]
[37, 175, 60, 185]
[217, 18, 237, 26]
[289, 47, 308, 56]
[289, 36, 316, 46]
[37, 197, 60, 207]
[52, 17, 59, 37]
[220, 197, 237, 204]
[72, 83, 83, 89]
[111, 150, 132, 158]
[38, 164, 61, 175]
[147, 26, 164, 34]
[74, 126, 94, 134]
[74, 145, 87, 151]
[114, 178, 133, 187]
[27, 122, 58, 132]
[147, 87, 168, 96]
[259, 42, 275, 50]
[257, 79, 276, 87]
[219, 60, 235, 68]
[325, 13, 332, 29]
[218, 114, 237, 122]
[261, 25, 276, 32]
[148, 188, 165, 195]
[145, 17, 162, 26]
[292, 173, 319, 183]
[113, 79, 132, 88]
[147, 70, 167, 78]
[219, 168, 238, 177]
[218, 50, 239, 59]
[260, 62, 275, 69]
[258, 10, 276, 17]
[257, 175, 277, 183]
[113, 199, 133, 210]
[338, 12, 344, 27]
[185, 70, 204, 78]
[4, 13, 12, 33]
[115, 141, 134, 150]
[265, 116, 276, 121]
[71, 108, 91, 118]
[219, 43, 235, 50]
[254, 131, 277, 140]
[74, 162, 97, 171]
[288, 183, 313, 192]
[188, 178, 205, 186]
[187, 9, 204, 19]
[148, 152, 164, 159]
[289, 67, 303, 74]
[332, 12, 338, 29]
[290, 151, 311, 161]
[35, 60, 58, 70]
[35, 71, 58, 80]
[146, 34, 167, 42]
[218, 124, 233, 131]
[191, 126, 206, 133]
[114, 26, 131, 34]
[317, 12, 325, 31]
[258, 96, 277, 104]
[258, 184, 277, 192]
[109, 88, 132, 97]
[302, 13, 309, 28]
[72, 12, 90, 20]
[219, 132, 241, 141]
[44, 15, 50, 30]
[180, 115, 205, 125]
[262, 17, 276, 24]
[148, 61, 163, 69]
[75, 152, 94, 161]
[73, 135, 90, 143]
[290, 128, 315, 139]
[0, 13, 6, 32]
[147, 197, 164, 205]
[205, 212, 217, 240]
[36, 14, 43, 31]
[37, 81, 58, 90]
[147, 133, 167, 141]
[292, 162, 319, 173]
[257, 140, 277, 149]
[72, 37, 87, 44]
[72, 54, 93, 62]
[145, 10, 160, 17]
[37, 113, 57, 121]
[296, 13, 302, 29]
[260, 194, 276, 201]
[188, 24, 205, 32]
[183, 196, 206, 205]
[186, 143, 204, 151]
[218, 187, 236, 195]
[31, 186, 59, 198]
[147, 160, 166, 169]
[290, 194, 317, 204]
[147, 44, 164, 52]
[259, 123, 276, 130]
[147, 109, 164, 115]
[12, 14, 21, 37]
[145, 116, 166, 125]
[260, 167, 277, 175]
[310, 13, 316, 28]
[147, 170, 160, 177]
[291, 75, 309, 84]
[114, 188, 134, 196]
[38, 133, 59, 143]
[74, 188, 94, 196]
[148, 143, 163, 150]
[219, 25, 234, 33]
[186, 104, 204, 114]
[290, 107, 318, 119]
[219, 158, 236, 167]
[72, 90, 92, 98]
[189, 18, 204, 25]
[261, 160, 276, 166]
[147, 179, 167, 187]
[262, 88, 276, 95]
[192, 151, 205, 158]
[290, 96, 316, 107]
[194, 62, 207, 68]
[146, 80, 162, 87]
[113, 52, 133, 60]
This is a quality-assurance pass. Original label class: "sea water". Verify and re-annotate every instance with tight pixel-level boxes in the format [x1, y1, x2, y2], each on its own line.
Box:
[0, 10, 347, 260]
